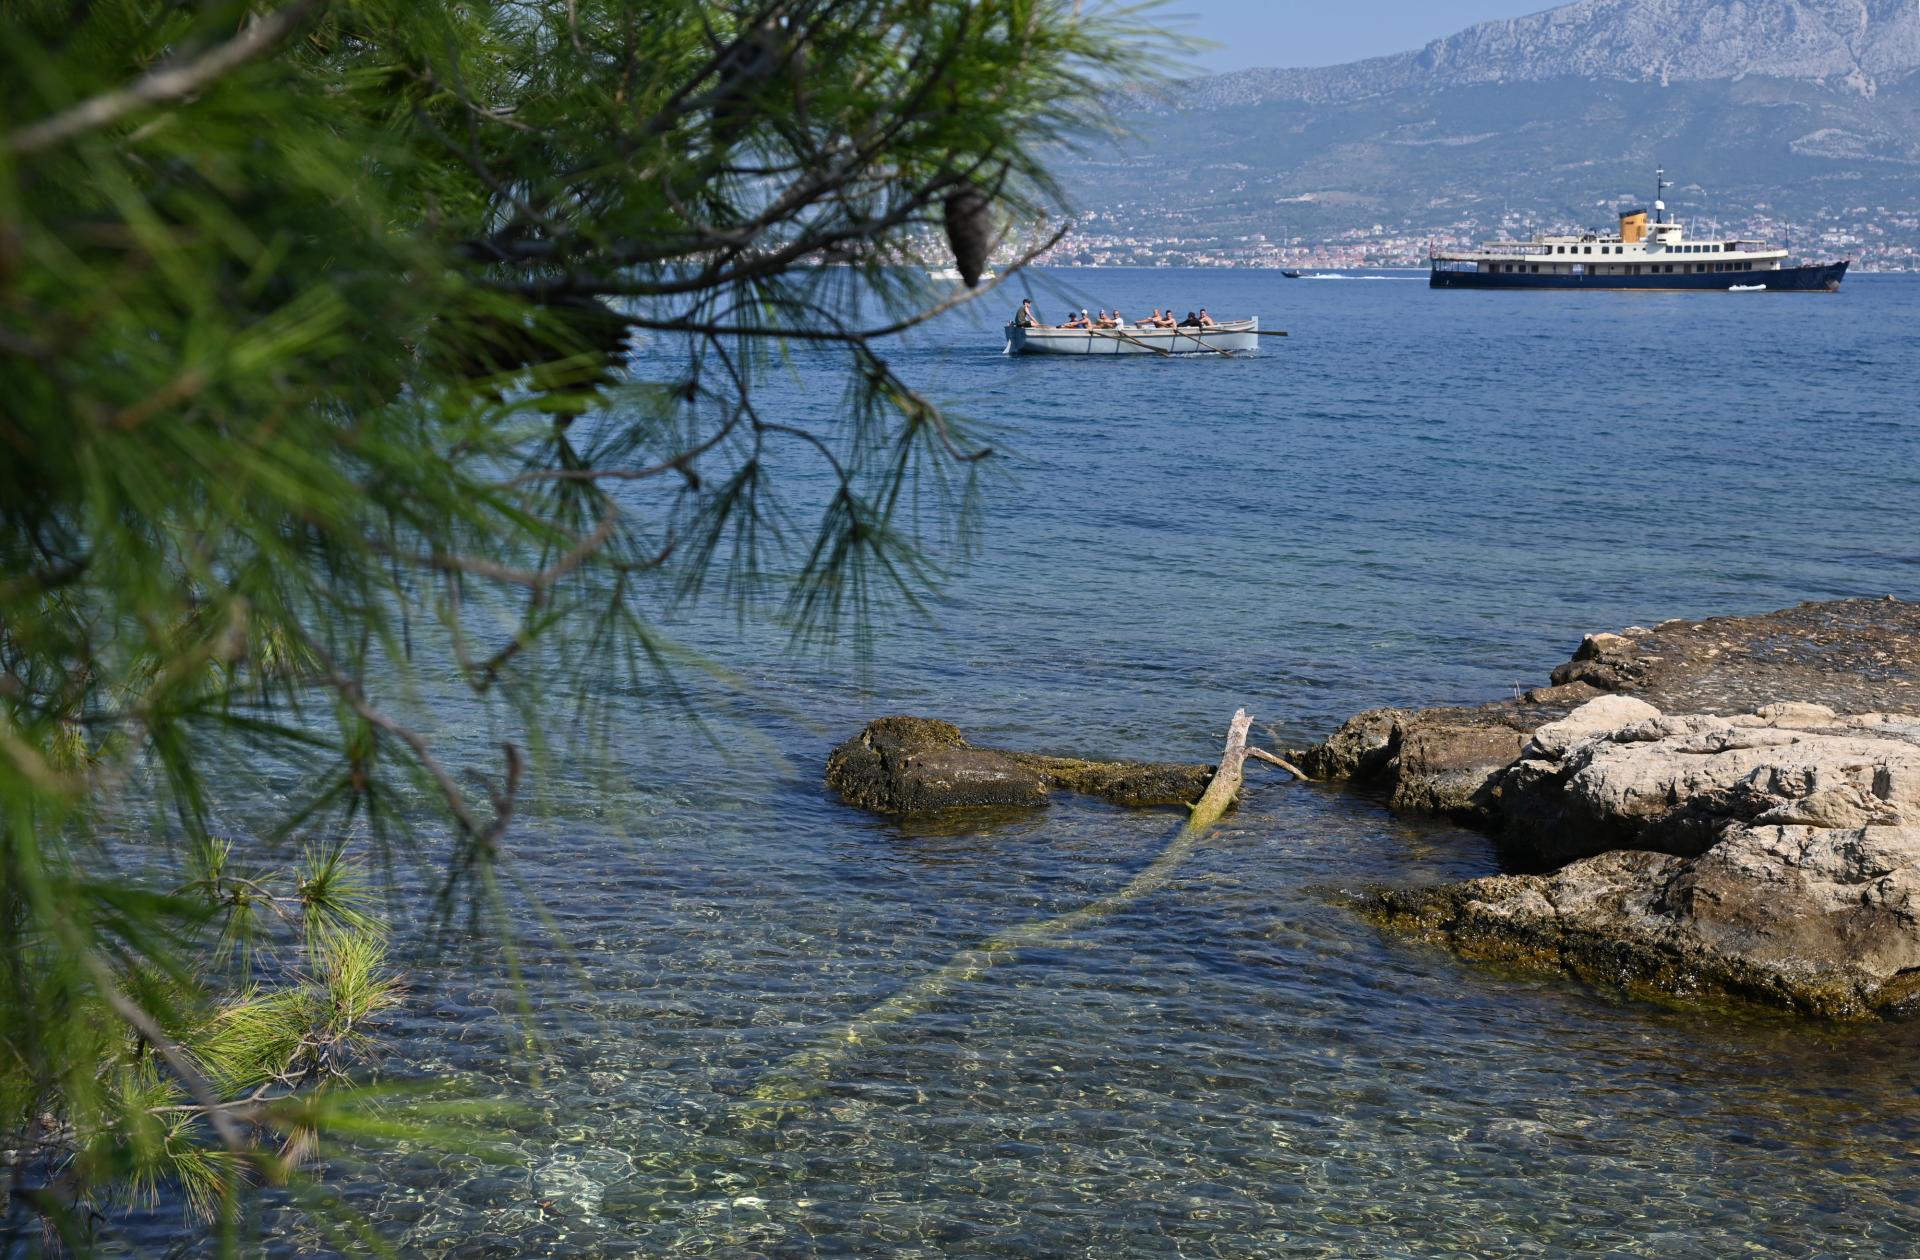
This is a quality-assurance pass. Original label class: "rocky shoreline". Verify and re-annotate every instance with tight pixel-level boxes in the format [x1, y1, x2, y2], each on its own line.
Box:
[1297, 598, 1920, 1019]
[829, 599, 1920, 1019]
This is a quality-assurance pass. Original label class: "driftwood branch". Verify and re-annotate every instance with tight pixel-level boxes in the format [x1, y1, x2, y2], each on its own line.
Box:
[1247, 746, 1309, 779]
[1184, 708, 1253, 829]
[5, 0, 324, 156]
[745, 708, 1269, 1108]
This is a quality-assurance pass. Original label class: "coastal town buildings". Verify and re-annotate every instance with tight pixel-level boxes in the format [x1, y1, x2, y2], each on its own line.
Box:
[975, 199, 1919, 273]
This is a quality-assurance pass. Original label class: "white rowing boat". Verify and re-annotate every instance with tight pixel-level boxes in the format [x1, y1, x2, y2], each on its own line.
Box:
[1003, 317, 1261, 356]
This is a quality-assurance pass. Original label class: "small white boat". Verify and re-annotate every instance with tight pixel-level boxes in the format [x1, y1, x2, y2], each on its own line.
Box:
[1004, 317, 1261, 356]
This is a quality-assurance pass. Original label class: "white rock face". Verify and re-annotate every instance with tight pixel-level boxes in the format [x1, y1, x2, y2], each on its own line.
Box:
[1675, 824, 1920, 978]
[1553, 709, 1920, 835]
[1527, 694, 1664, 759]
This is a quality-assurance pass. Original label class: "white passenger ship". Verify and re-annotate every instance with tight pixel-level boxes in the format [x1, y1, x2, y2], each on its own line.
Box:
[1430, 171, 1848, 292]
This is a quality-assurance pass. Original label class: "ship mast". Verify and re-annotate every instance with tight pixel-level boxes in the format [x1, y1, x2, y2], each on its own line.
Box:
[1654, 167, 1669, 225]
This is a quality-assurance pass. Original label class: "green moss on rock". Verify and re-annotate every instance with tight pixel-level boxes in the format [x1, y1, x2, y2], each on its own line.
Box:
[825, 717, 1214, 817]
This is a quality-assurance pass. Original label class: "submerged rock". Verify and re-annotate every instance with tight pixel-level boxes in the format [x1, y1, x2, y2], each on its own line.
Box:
[825, 716, 1213, 817]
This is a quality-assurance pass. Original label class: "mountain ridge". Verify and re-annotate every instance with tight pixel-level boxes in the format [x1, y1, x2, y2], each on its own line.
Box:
[1165, 0, 1920, 109]
[1050, 0, 1920, 266]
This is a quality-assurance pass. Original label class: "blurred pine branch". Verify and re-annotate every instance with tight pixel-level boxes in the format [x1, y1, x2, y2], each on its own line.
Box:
[0, 0, 1173, 1249]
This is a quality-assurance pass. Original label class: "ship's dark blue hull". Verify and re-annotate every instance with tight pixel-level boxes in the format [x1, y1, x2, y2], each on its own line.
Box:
[1429, 260, 1848, 292]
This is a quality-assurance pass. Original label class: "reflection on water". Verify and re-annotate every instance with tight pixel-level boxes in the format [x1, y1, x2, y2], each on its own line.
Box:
[126, 273, 1920, 1255]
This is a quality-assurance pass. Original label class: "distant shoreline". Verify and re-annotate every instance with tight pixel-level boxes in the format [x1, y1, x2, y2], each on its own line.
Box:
[1004, 263, 1918, 275]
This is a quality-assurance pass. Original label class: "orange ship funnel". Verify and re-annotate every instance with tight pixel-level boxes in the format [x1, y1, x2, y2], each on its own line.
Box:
[1620, 210, 1649, 243]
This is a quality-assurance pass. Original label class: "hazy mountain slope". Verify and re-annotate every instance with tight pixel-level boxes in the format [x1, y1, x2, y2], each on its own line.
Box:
[1179, 0, 1920, 107]
[1062, 0, 1920, 254]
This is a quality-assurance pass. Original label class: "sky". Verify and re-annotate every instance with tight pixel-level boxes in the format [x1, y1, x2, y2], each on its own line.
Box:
[1159, 1, 1557, 73]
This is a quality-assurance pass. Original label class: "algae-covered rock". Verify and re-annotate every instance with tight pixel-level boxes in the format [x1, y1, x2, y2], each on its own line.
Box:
[825, 717, 1213, 817]
[1004, 753, 1214, 808]
[825, 717, 1050, 815]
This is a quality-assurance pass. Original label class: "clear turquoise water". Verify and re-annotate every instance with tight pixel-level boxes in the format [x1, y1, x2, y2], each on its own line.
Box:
[163, 272, 1920, 1256]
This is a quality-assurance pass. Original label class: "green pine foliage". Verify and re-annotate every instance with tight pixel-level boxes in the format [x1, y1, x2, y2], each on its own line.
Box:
[0, 0, 1171, 1248]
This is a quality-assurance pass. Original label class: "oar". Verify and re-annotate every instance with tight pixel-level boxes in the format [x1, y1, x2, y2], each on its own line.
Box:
[1175, 329, 1235, 357]
[1087, 326, 1171, 356]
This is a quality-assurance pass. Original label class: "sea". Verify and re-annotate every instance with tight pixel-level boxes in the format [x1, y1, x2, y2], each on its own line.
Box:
[143, 270, 1920, 1256]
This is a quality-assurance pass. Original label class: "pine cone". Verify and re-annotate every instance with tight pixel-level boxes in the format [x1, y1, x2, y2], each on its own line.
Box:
[942, 186, 993, 288]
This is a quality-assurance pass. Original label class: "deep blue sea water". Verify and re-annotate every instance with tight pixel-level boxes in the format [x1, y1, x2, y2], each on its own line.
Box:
[164, 271, 1920, 1256]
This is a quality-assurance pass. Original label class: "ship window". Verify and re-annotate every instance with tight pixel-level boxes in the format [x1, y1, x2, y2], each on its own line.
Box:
[1532, 265, 1540, 273]
[1583, 246, 1592, 254]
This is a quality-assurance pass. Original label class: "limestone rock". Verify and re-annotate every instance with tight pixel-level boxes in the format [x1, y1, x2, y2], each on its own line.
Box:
[1364, 824, 1920, 1019]
[1319, 599, 1920, 1018]
[1292, 707, 1404, 783]
[1526, 694, 1663, 759]
[1387, 716, 1531, 815]
[1294, 703, 1562, 820]
[1296, 599, 1920, 817]
[1497, 708, 1920, 866]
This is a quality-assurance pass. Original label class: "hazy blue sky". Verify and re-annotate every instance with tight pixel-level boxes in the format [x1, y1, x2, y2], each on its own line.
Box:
[1160, 2, 1555, 72]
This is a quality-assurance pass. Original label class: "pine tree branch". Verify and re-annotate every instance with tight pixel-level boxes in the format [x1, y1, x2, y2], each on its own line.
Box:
[4, 0, 326, 157]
